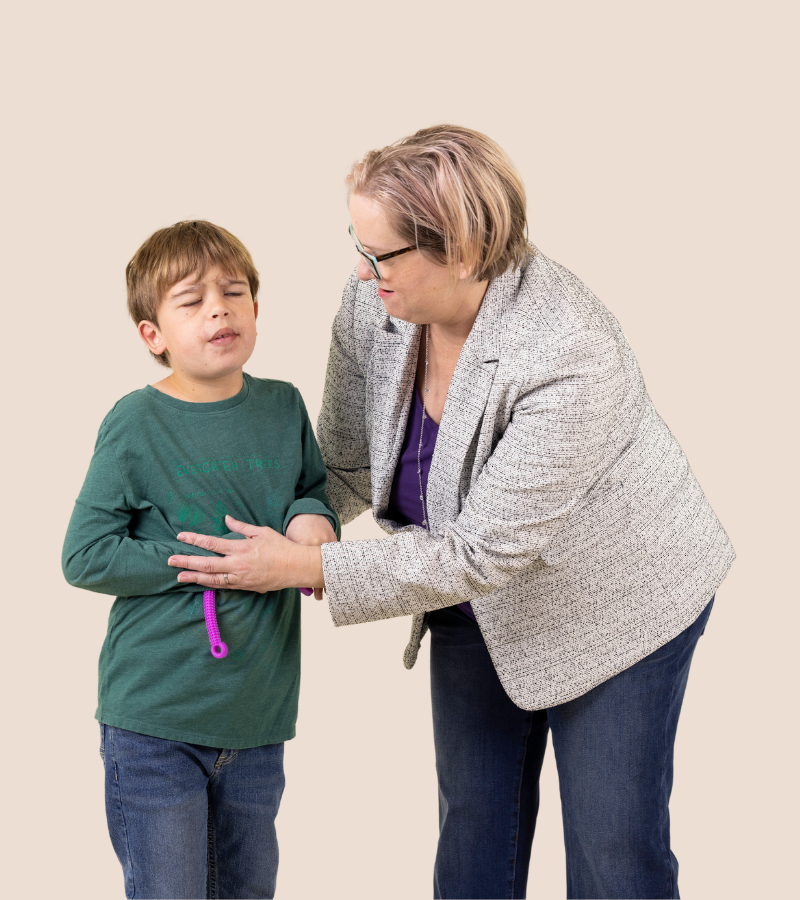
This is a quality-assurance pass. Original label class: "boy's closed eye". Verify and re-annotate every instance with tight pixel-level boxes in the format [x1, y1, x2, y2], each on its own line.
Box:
[181, 292, 244, 309]
[182, 291, 245, 304]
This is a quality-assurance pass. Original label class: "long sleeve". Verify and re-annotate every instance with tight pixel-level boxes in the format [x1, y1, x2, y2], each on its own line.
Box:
[316, 272, 373, 525]
[62, 423, 222, 597]
[282, 393, 341, 539]
[321, 327, 627, 625]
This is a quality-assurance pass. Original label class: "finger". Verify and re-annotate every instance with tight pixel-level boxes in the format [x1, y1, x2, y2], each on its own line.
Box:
[313, 588, 323, 601]
[225, 515, 266, 539]
[168, 554, 228, 573]
[175, 570, 231, 589]
[175, 532, 234, 554]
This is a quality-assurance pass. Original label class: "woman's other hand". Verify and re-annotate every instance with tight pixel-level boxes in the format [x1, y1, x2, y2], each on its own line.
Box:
[168, 514, 327, 595]
[285, 513, 338, 600]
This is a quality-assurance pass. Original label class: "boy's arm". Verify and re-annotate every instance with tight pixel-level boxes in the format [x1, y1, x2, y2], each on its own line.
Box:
[282, 393, 341, 540]
[315, 273, 373, 525]
[62, 428, 222, 597]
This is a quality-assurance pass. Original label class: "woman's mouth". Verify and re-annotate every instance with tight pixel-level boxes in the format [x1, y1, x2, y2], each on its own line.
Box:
[377, 288, 394, 299]
[209, 329, 238, 346]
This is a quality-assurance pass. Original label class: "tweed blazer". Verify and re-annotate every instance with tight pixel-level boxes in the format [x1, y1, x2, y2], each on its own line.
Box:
[317, 248, 735, 710]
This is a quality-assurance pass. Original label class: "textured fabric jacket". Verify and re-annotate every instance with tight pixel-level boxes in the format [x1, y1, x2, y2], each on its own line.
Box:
[317, 249, 735, 710]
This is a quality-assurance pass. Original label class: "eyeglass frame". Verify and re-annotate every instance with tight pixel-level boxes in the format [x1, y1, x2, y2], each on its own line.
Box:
[349, 223, 416, 280]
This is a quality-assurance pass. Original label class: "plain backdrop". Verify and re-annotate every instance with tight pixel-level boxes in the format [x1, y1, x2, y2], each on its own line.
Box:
[2, 1, 797, 897]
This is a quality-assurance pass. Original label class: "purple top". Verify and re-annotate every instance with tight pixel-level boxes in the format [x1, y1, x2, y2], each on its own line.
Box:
[387, 385, 476, 621]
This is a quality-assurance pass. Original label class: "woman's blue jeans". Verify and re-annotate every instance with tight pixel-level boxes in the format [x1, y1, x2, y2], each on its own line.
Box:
[429, 597, 714, 900]
[100, 725, 284, 899]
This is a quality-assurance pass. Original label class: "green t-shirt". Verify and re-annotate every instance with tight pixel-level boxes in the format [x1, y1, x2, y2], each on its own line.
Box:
[63, 373, 339, 748]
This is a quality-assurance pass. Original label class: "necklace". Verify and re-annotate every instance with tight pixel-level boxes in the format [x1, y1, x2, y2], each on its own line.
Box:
[417, 325, 430, 530]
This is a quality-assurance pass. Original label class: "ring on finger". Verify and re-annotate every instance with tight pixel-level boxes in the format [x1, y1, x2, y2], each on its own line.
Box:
[223, 572, 229, 586]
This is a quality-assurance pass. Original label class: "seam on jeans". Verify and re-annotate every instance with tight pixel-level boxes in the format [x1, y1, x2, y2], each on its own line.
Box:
[509, 712, 535, 900]
[108, 726, 136, 899]
[207, 794, 218, 900]
[660, 628, 692, 900]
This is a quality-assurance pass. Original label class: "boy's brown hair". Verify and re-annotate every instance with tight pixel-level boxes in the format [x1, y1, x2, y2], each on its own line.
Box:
[126, 220, 260, 367]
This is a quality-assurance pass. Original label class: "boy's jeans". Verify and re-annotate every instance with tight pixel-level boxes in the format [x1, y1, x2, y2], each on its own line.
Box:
[100, 725, 284, 899]
[429, 596, 714, 900]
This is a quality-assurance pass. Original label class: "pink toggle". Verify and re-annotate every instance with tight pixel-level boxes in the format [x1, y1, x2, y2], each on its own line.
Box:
[203, 590, 228, 659]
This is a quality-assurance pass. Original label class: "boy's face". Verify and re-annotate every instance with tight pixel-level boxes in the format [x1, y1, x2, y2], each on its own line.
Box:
[139, 266, 258, 380]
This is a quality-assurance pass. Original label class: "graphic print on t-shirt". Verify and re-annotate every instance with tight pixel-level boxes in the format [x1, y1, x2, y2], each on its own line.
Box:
[164, 454, 285, 534]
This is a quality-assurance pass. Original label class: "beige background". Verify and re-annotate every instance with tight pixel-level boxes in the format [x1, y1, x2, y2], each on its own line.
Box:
[2, 1, 797, 897]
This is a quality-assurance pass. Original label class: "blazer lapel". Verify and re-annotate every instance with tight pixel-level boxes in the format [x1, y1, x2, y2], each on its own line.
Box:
[367, 261, 525, 530]
[426, 265, 521, 529]
[369, 315, 421, 520]
[427, 354, 498, 528]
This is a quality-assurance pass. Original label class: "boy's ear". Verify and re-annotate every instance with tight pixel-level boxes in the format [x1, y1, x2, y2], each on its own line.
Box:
[138, 320, 166, 355]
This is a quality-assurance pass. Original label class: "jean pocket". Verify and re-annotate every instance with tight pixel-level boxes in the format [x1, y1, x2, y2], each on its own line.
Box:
[99, 723, 105, 760]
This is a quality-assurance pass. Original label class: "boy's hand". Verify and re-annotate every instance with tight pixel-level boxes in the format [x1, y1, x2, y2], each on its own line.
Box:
[285, 514, 338, 600]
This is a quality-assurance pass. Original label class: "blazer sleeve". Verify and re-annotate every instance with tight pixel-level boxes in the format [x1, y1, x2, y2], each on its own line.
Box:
[320, 326, 626, 626]
[316, 271, 374, 525]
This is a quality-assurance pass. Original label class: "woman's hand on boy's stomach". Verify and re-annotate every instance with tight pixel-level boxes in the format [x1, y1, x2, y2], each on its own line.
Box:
[168, 513, 335, 599]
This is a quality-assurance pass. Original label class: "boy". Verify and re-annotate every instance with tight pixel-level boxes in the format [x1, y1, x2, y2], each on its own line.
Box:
[62, 220, 339, 899]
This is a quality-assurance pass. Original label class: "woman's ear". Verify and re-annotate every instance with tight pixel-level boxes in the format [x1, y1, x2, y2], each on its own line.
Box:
[138, 320, 166, 355]
[253, 299, 259, 320]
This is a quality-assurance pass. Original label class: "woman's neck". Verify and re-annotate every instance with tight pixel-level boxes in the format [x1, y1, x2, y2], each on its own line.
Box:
[428, 277, 489, 352]
[429, 281, 489, 351]
[418, 277, 490, 425]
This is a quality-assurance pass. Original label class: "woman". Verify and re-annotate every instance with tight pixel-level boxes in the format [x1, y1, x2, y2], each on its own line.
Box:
[170, 125, 735, 899]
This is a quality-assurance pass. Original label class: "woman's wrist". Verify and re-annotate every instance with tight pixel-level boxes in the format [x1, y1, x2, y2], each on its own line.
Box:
[285, 541, 325, 590]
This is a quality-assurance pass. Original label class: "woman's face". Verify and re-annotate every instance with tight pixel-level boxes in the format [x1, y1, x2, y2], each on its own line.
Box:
[349, 193, 479, 327]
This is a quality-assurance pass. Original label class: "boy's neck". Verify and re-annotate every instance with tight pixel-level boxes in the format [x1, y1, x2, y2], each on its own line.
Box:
[152, 369, 245, 403]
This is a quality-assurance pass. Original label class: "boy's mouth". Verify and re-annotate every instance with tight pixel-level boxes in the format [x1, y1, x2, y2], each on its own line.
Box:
[209, 328, 238, 346]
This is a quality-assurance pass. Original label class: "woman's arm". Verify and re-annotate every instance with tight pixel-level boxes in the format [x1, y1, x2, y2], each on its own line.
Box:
[320, 326, 628, 625]
[168, 327, 626, 609]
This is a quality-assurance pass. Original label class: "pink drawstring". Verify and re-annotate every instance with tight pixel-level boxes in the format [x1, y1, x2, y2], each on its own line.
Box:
[203, 590, 228, 659]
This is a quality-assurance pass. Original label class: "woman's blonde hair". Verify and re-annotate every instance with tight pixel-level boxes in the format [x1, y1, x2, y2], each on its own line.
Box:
[126, 220, 259, 367]
[346, 125, 530, 283]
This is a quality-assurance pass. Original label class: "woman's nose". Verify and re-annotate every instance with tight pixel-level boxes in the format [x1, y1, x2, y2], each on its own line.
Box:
[356, 257, 376, 282]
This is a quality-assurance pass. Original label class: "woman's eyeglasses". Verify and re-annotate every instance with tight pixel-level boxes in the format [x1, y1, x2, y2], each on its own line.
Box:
[349, 223, 416, 280]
